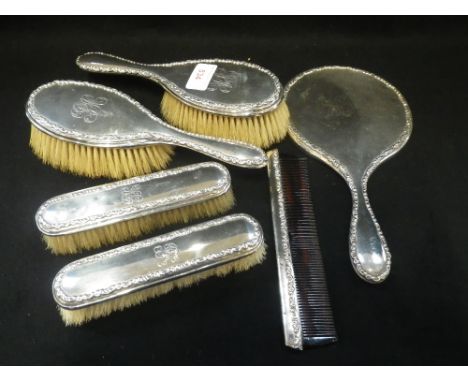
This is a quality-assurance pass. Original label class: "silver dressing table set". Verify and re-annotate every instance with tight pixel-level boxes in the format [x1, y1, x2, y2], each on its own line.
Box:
[26, 52, 412, 348]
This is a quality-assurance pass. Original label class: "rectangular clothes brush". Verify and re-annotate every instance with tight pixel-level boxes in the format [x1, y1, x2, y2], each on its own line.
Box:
[35, 162, 234, 255]
[267, 149, 337, 349]
[52, 213, 265, 326]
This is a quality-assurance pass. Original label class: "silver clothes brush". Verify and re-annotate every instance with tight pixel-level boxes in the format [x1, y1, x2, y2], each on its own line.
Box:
[268, 150, 337, 349]
[52, 213, 266, 326]
[285, 66, 412, 283]
[36, 162, 234, 255]
[27, 80, 267, 179]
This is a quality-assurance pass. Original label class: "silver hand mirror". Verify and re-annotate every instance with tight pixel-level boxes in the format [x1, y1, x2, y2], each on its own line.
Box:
[285, 66, 412, 283]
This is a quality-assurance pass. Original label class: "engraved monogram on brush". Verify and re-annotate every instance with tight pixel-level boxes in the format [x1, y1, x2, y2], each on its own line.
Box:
[71, 94, 113, 123]
[207, 68, 243, 94]
[153, 243, 179, 267]
[121, 184, 143, 205]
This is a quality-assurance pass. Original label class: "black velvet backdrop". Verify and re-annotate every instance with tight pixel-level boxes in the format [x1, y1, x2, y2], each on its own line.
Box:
[0, 16, 467, 365]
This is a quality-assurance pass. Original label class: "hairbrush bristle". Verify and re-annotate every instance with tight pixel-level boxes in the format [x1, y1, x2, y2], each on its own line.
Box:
[59, 245, 265, 326]
[43, 189, 235, 255]
[29, 125, 174, 179]
[160, 92, 290, 148]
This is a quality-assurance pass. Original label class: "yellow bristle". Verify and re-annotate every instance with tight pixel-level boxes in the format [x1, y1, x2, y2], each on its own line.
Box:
[59, 245, 266, 326]
[29, 125, 175, 179]
[160, 92, 290, 148]
[43, 189, 235, 255]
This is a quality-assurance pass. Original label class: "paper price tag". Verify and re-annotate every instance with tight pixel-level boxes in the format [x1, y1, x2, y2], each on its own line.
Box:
[185, 63, 218, 91]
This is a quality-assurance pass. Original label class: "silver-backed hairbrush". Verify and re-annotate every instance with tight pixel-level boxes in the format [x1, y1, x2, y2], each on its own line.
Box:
[76, 52, 289, 148]
[36, 162, 234, 255]
[52, 213, 265, 326]
[27, 80, 267, 179]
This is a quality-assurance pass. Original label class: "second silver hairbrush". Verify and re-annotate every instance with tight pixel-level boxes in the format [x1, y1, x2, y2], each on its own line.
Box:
[26, 80, 267, 170]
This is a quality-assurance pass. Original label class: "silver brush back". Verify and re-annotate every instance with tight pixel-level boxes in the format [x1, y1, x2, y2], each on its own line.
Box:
[268, 150, 337, 349]
[53, 214, 264, 310]
[36, 162, 231, 237]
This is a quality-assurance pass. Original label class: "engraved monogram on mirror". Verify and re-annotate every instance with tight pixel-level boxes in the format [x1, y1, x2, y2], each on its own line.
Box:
[207, 68, 243, 94]
[121, 185, 143, 205]
[153, 243, 180, 268]
[71, 94, 113, 123]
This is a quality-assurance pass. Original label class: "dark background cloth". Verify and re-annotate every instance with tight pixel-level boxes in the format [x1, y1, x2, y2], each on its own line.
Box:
[0, 16, 467, 365]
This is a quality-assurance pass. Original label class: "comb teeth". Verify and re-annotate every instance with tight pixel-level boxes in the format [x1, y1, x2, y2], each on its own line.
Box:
[279, 156, 337, 346]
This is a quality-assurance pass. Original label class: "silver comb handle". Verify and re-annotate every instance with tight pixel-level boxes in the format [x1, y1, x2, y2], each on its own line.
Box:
[153, 123, 267, 169]
[350, 183, 391, 283]
[77, 52, 160, 79]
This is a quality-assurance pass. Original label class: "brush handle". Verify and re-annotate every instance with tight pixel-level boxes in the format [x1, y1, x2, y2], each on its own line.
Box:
[152, 122, 267, 168]
[350, 183, 391, 283]
[76, 52, 161, 79]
